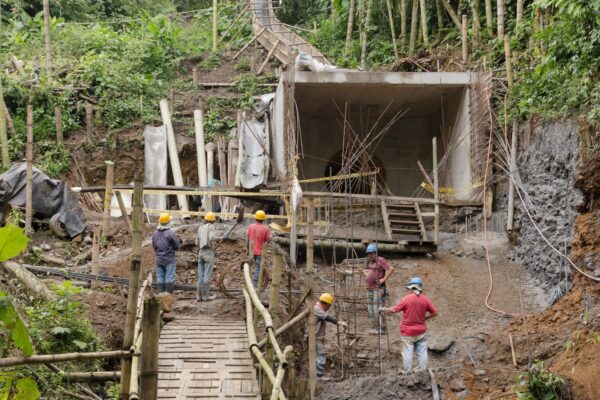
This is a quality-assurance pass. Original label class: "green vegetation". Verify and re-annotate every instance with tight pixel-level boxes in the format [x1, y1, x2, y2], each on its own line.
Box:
[515, 361, 567, 400]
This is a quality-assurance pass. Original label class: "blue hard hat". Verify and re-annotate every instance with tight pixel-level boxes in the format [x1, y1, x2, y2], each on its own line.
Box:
[407, 277, 423, 287]
[366, 244, 378, 254]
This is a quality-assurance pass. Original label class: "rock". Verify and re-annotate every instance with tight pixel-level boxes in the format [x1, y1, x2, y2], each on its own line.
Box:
[84, 235, 93, 244]
[31, 246, 42, 254]
[475, 369, 486, 376]
[71, 234, 83, 243]
[449, 378, 466, 392]
[427, 335, 455, 352]
[157, 292, 177, 313]
[162, 312, 176, 322]
[593, 268, 600, 277]
[456, 389, 470, 399]
[40, 243, 52, 251]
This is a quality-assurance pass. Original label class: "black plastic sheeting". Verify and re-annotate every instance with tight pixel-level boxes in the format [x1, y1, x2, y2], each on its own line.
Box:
[0, 163, 87, 237]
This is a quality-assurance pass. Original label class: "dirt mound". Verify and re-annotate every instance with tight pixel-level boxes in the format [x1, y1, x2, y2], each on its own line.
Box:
[75, 289, 127, 349]
[318, 371, 432, 400]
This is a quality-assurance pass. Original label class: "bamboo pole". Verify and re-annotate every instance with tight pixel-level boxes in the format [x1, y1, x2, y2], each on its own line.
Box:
[270, 346, 293, 400]
[233, 27, 266, 60]
[504, 34, 513, 88]
[120, 175, 144, 400]
[461, 15, 468, 63]
[242, 288, 287, 400]
[433, 137, 439, 245]
[42, 0, 53, 78]
[0, 76, 16, 139]
[344, 0, 356, 54]
[359, 0, 373, 68]
[439, 0, 461, 29]
[497, 0, 504, 39]
[192, 67, 198, 85]
[101, 161, 114, 238]
[2, 262, 56, 301]
[91, 225, 101, 280]
[409, 0, 419, 54]
[264, 252, 283, 394]
[257, 40, 280, 75]
[25, 103, 33, 234]
[306, 201, 316, 399]
[419, 0, 429, 47]
[385, 0, 398, 57]
[0, 350, 134, 368]
[130, 333, 142, 400]
[212, 0, 218, 52]
[62, 371, 121, 382]
[507, 116, 518, 231]
[471, 0, 480, 46]
[257, 308, 310, 348]
[0, 81, 8, 170]
[140, 297, 160, 400]
[516, 0, 523, 33]
[484, 0, 492, 35]
[85, 102, 94, 143]
[194, 110, 208, 188]
[435, 0, 444, 32]
[116, 191, 132, 237]
[400, 0, 407, 45]
[54, 104, 63, 144]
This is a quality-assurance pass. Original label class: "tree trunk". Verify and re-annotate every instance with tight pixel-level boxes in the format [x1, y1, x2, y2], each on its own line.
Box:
[485, 0, 493, 35]
[360, 0, 374, 68]
[42, 0, 53, 78]
[471, 0, 480, 46]
[2, 262, 56, 301]
[439, 0, 461, 29]
[386, 0, 399, 57]
[344, 0, 356, 54]
[54, 105, 63, 144]
[0, 95, 7, 170]
[419, 0, 429, 47]
[212, 0, 218, 52]
[409, 0, 419, 54]
[497, 0, 504, 39]
[25, 103, 33, 234]
[400, 0, 407, 45]
[461, 14, 468, 62]
[436, 0, 444, 32]
[0, 79, 16, 138]
[516, 0, 523, 33]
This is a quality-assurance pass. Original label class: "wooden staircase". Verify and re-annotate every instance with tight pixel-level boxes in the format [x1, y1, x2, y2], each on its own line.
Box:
[381, 201, 429, 241]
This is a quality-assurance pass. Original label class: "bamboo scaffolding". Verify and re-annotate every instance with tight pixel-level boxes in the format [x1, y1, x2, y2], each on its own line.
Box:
[0, 350, 134, 368]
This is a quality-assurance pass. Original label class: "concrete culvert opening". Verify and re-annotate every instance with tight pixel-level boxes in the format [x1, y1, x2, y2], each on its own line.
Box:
[293, 71, 487, 202]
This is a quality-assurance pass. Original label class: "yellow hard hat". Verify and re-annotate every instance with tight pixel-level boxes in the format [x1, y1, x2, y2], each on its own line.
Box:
[159, 213, 172, 224]
[204, 212, 216, 222]
[319, 293, 334, 304]
[255, 210, 266, 221]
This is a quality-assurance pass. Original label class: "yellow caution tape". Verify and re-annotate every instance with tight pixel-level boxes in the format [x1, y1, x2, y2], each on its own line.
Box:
[298, 170, 378, 184]
[420, 181, 483, 195]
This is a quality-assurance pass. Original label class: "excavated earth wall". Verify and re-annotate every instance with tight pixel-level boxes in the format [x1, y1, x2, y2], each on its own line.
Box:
[508, 120, 584, 303]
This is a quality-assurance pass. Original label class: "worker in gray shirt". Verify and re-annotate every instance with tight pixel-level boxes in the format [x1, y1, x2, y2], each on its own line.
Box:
[313, 293, 346, 380]
[196, 212, 219, 301]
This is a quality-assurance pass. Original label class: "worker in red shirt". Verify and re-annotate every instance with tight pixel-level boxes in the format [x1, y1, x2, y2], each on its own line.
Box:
[363, 243, 395, 334]
[247, 210, 271, 287]
[381, 277, 437, 373]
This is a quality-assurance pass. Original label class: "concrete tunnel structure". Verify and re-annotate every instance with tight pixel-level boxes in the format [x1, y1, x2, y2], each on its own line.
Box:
[269, 69, 491, 203]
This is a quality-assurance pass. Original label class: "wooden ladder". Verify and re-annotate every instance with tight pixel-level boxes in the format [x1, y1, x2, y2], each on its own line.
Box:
[381, 201, 429, 241]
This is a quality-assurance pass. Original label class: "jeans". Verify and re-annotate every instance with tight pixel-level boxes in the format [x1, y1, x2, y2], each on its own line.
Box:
[316, 340, 326, 377]
[367, 288, 385, 325]
[198, 250, 215, 284]
[401, 333, 428, 372]
[156, 262, 176, 284]
[252, 255, 262, 287]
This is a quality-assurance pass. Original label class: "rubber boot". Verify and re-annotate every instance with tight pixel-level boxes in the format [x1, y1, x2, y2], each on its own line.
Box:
[166, 283, 174, 294]
[158, 283, 166, 293]
[203, 284, 216, 301]
[196, 283, 203, 302]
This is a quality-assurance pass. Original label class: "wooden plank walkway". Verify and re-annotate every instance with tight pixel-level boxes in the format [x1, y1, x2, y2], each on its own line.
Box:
[157, 316, 260, 400]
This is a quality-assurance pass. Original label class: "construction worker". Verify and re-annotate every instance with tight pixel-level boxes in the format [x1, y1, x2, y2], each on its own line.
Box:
[381, 277, 437, 373]
[314, 293, 346, 380]
[151, 213, 180, 294]
[196, 212, 219, 301]
[247, 210, 271, 287]
[364, 243, 395, 334]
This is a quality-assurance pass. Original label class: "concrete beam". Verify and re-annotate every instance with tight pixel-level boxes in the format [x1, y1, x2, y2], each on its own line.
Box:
[294, 71, 470, 86]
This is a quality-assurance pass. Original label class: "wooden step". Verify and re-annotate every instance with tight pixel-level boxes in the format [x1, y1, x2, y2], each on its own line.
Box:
[387, 204, 415, 210]
[389, 220, 420, 225]
[391, 228, 422, 235]
[388, 212, 418, 219]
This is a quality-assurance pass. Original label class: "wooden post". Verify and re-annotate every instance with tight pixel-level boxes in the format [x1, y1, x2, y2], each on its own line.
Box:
[101, 161, 114, 239]
[507, 116, 518, 231]
[91, 225, 101, 281]
[85, 102, 94, 143]
[306, 201, 316, 399]
[419, 0, 429, 47]
[461, 15, 468, 63]
[25, 103, 33, 234]
[504, 34, 513, 88]
[42, 0, 53, 78]
[120, 175, 144, 399]
[263, 253, 282, 395]
[432, 138, 439, 245]
[0, 77, 16, 138]
[140, 297, 160, 400]
[409, 0, 419, 54]
[192, 67, 198, 86]
[257, 40, 280, 75]
[400, 0, 407, 46]
[344, 0, 356, 54]
[516, 0, 523, 33]
[194, 110, 208, 188]
[212, 0, 218, 52]
[168, 89, 174, 115]
[284, 350, 296, 399]
[0, 87, 8, 169]
[385, 0, 398, 57]
[484, 0, 493, 35]
[497, 0, 504, 39]
[115, 191, 132, 237]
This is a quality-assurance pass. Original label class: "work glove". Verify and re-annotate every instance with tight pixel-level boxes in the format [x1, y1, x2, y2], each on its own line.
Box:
[338, 321, 347, 328]
[378, 307, 386, 313]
